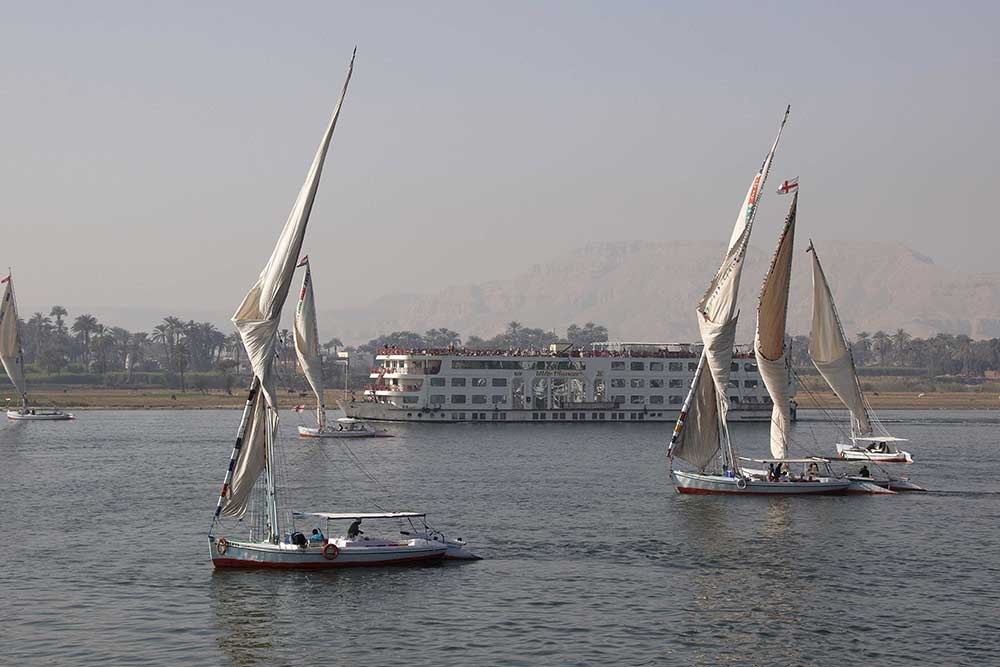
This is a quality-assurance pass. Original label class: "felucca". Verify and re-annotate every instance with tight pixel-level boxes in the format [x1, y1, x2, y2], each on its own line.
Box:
[667, 108, 849, 495]
[293, 257, 390, 438]
[1, 274, 73, 421]
[807, 242, 913, 464]
[209, 50, 477, 567]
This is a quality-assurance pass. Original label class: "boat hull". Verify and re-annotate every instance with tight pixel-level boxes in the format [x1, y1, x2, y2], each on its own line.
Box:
[836, 444, 913, 464]
[672, 470, 851, 495]
[210, 536, 447, 568]
[7, 409, 74, 421]
[298, 425, 392, 438]
[848, 476, 925, 492]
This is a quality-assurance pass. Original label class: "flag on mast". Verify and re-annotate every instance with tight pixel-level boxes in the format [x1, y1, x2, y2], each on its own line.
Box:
[296, 256, 310, 267]
[777, 177, 798, 195]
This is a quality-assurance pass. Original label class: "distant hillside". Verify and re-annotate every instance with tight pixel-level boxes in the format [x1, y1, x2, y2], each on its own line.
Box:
[323, 240, 1000, 345]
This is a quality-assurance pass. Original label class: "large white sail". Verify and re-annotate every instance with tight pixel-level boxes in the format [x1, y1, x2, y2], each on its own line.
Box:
[0, 275, 27, 405]
[668, 107, 789, 469]
[220, 51, 355, 519]
[807, 243, 873, 436]
[669, 364, 721, 471]
[755, 192, 797, 458]
[294, 258, 326, 430]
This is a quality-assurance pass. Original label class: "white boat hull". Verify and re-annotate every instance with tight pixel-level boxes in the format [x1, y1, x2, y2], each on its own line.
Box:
[7, 409, 74, 421]
[836, 443, 913, 463]
[298, 425, 392, 438]
[210, 536, 447, 568]
[848, 476, 925, 492]
[672, 470, 851, 495]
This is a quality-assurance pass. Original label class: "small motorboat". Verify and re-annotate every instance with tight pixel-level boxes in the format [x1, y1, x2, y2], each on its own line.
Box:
[836, 437, 912, 463]
[298, 417, 393, 438]
[7, 407, 74, 421]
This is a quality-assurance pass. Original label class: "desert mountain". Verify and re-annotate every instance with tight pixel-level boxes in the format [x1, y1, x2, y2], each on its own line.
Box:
[324, 240, 1000, 345]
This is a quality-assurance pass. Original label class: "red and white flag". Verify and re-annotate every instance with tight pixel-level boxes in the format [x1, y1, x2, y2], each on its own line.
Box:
[0, 274, 9, 284]
[776, 177, 798, 195]
[296, 255, 309, 267]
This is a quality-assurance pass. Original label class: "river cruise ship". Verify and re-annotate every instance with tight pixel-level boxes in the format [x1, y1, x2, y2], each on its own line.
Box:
[341, 342, 795, 424]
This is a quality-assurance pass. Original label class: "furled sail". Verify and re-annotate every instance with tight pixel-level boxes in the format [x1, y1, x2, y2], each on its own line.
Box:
[294, 258, 326, 430]
[807, 242, 873, 436]
[755, 192, 797, 458]
[221, 51, 355, 518]
[0, 275, 27, 405]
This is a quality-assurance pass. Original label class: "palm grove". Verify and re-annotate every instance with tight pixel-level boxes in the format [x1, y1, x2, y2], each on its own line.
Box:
[8, 308, 1000, 393]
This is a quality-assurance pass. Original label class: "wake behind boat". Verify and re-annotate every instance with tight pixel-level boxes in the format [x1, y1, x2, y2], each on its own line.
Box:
[1, 274, 73, 421]
[208, 50, 478, 568]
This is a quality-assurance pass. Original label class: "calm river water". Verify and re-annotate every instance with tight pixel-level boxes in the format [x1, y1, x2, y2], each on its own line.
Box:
[3, 409, 999, 666]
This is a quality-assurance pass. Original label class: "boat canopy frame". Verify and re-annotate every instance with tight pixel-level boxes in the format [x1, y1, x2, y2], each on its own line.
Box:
[292, 511, 426, 521]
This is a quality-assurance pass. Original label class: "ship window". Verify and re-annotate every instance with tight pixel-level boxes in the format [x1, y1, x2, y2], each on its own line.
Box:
[403, 396, 418, 404]
[731, 362, 739, 372]
[744, 379, 758, 388]
[630, 378, 644, 388]
[612, 395, 626, 405]
[492, 395, 507, 404]
[650, 395, 664, 404]
[430, 377, 445, 387]
[532, 412, 538, 420]
[472, 395, 487, 404]
[650, 362, 663, 372]
[669, 378, 683, 388]
[424, 360, 441, 375]
[611, 361, 625, 370]
[688, 362, 697, 371]
[451, 377, 466, 387]
[745, 396, 759, 403]
[630, 395, 645, 404]
[729, 379, 739, 388]
[610, 378, 626, 388]
[591, 412, 598, 419]
[430, 395, 446, 404]
[559, 413, 567, 419]
[669, 395, 683, 404]
[451, 395, 467, 404]
[650, 378, 663, 388]
[744, 362, 758, 372]
[540, 413, 546, 420]
[472, 377, 487, 387]
[668, 362, 683, 372]
[731, 396, 741, 404]
[492, 378, 507, 387]
[630, 361, 644, 371]
[763, 396, 772, 405]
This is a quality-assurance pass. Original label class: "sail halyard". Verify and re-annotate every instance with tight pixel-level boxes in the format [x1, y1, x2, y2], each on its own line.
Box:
[807, 242, 874, 437]
[0, 274, 28, 409]
[755, 191, 797, 458]
[668, 106, 790, 468]
[294, 260, 326, 430]
[214, 50, 356, 534]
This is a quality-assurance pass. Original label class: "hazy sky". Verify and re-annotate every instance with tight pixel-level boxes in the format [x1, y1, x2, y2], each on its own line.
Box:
[3, 1, 997, 326]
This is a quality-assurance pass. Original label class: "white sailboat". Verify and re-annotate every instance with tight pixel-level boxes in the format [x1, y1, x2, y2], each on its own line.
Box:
[668, 109, 850, 496]
[807, 242, 913, 464]
[293, 258, 390, 438]
[1, 274, 73, 421]
[209, 50, 476, 567]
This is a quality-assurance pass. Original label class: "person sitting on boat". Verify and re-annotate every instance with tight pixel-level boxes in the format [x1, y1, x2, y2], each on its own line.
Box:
[858, 465, 871, 478]
[347, 518, 364, 540]
[867, 441, 887, 453]
[806, 462, 819, 479]
[309, 528, 325, 544]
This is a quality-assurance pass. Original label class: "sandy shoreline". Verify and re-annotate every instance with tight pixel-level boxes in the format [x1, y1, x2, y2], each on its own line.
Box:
[8, 388, 999, 411]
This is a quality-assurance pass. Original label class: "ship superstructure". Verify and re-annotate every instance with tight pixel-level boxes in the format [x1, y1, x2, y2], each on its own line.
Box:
[341, 342, 795, 423]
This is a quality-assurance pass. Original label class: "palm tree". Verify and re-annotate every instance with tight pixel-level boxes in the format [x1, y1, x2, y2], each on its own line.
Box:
[71, 314, 100, 364]
[151, 324, 171, 368]
[871, 331, 890, 366]
[892, 328, 911, 366]
[26, 312, 53, 361]
[175, 341, 190, 391]
[49, 306, 68, 334]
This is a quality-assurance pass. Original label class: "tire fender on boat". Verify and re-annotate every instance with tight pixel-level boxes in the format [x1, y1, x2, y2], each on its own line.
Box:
[736, 477, 748, 490]
[216, 538, 229, 555]
[323, 543, 340, 560]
